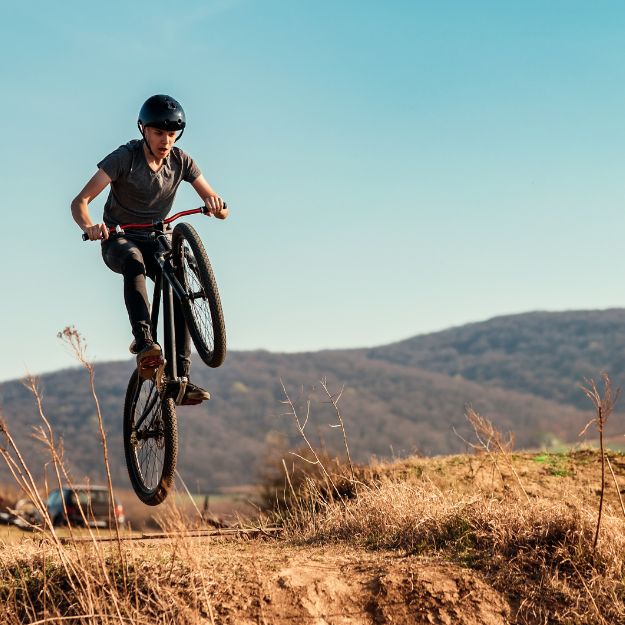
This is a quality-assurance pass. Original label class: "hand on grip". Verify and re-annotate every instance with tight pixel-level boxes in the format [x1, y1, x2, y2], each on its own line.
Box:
[82, 223, 109, 241]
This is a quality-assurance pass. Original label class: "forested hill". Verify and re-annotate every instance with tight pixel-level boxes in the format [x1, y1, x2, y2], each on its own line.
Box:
[368, 309, 625, 409]
[0, 309, 622, 490]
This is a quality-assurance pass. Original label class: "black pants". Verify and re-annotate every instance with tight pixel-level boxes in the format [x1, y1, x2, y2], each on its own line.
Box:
[101, 233, 191, 376]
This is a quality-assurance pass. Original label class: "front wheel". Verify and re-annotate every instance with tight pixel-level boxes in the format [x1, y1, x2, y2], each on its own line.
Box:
[172, 222, 226, 367]
[123, 371, 178, 505]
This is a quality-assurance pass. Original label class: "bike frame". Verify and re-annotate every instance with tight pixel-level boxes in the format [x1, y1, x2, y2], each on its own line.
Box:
[84, 206, 215, 405]
[150, 214, 226, 405]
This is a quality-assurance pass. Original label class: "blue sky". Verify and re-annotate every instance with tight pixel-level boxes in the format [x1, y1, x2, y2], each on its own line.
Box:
[1, 0, 625, 382]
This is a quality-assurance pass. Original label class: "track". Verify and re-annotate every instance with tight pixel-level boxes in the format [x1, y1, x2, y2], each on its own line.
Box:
[58, 526, 282, 544]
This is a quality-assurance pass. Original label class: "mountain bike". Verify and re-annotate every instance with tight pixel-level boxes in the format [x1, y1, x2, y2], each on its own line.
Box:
[83, 207, 226, 505]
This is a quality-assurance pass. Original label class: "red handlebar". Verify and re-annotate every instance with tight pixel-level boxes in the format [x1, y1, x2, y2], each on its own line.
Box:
[81, 206, 223, 241]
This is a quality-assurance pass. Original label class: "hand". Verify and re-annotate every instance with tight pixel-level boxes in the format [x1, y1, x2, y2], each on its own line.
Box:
[85, 223, 109, 240]
[204, 195, 227, 219]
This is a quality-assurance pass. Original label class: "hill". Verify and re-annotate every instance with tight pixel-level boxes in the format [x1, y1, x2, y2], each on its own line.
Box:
[368, 308, 625, 408]
[0, 309, 622, 491]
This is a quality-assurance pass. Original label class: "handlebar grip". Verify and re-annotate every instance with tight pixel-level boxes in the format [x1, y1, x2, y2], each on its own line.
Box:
[82, 232, 107, 241]
[200, 201, 228, 214]
[82, 225, 117, 240]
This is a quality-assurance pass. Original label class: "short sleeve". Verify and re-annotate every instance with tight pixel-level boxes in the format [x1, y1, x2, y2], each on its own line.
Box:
[97, 144, 132, 182]
[182, 152, 202, 183]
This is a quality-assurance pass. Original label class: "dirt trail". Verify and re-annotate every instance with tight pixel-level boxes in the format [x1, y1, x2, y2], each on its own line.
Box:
[152, 541, 511, 624]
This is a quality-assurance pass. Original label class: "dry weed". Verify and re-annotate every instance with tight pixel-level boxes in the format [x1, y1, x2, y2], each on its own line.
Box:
[285, 477, 625, 624]
[0, 328, 220, 623]
[579, 372, 620, 549]
[461, 406, 530, 502]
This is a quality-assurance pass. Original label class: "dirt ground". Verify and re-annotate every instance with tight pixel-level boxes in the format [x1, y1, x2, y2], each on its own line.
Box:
[0, 532, 512, 624]
[128, 540, 511, 625]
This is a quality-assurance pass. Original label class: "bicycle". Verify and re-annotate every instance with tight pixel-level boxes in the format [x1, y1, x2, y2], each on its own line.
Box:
[83, 207, 226, 505]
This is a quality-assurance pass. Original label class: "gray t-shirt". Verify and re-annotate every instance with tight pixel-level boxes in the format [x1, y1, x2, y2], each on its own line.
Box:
[98, 139, 201, 226]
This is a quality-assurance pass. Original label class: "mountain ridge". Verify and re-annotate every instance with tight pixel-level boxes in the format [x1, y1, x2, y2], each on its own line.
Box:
[0, 309, 623, 490]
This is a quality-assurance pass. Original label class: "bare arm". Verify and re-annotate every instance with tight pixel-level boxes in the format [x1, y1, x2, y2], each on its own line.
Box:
[71, 168, 112, 240]
[192, 174, 228, 220]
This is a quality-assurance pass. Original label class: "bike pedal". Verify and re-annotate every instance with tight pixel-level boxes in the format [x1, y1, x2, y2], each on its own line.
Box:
[138, 355, 165, 380]
[140, 355, 164, 368]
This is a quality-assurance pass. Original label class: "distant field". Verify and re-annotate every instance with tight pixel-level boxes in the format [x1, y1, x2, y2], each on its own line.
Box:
[0, 484, 259, 534]
[117, 485, 258, 529]
[0, 524, 142, 545]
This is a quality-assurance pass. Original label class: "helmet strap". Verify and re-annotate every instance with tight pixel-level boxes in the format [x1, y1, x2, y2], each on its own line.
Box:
[137, 122, 157, 158]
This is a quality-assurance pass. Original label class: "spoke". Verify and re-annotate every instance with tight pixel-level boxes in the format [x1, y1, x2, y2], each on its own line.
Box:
[132, 377, 166, 491]
[181, 241, 215, 354]
[136, 384, 159, 430]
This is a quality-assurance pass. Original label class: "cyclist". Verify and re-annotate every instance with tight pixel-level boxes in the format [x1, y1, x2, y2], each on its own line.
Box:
[71, 94, 227, 403]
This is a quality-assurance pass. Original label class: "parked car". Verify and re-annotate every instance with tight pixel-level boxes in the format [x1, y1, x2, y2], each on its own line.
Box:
[12, 498, 42, 529]
[46, 486, 125, 528]
[0, 496, 14, 525]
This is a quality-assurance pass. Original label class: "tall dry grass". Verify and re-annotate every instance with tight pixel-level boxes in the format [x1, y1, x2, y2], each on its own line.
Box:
[579, 372, 620, 549]
[0, 525, 225, 624]
[270, 393, 625, 625]
[0, 328, 225, 624]
[283, 478, 625, 624]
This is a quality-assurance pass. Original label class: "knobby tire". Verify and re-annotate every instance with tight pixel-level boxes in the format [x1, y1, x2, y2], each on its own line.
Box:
[172, 222, 226, 368]
[123, 370, 178, 505]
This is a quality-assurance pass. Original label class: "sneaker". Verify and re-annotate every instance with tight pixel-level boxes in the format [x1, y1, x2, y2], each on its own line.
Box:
[136, 342, 163, 380]
[181, 381, 211, 404]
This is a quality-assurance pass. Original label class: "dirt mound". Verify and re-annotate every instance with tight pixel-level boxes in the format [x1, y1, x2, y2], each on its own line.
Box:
[201, 544, 509, 624]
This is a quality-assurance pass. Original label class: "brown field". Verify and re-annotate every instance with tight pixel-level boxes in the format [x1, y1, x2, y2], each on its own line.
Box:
[116, 486, 259, 530]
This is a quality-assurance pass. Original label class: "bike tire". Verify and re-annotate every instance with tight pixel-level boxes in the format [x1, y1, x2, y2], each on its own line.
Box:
[172, 222, 227, 368]
[123, 370, 178, 505]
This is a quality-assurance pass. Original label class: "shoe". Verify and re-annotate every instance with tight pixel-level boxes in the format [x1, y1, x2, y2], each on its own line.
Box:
[181, 381, 210, 404]
[136, 341, 163, 380]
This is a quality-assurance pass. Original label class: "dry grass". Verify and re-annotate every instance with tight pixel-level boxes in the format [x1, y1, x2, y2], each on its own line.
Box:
[0, 413, 227, 624]
[284, 477, 625, 623]
[268, 398, 625, 625]
[0, 328, 225, 623]
[0, 532, 224, 624]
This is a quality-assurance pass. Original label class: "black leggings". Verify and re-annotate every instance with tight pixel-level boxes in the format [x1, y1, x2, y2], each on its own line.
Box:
[101, 233, 191, 376]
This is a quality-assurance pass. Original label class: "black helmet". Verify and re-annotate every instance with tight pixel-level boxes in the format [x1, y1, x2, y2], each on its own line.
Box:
[138, 94, 186, 140]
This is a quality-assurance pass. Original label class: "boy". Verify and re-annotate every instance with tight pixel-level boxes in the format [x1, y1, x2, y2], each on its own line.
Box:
[71, 94, 227, 403]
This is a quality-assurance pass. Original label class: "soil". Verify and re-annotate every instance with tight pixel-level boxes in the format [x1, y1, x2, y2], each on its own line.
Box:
[134, 541, 512, 625]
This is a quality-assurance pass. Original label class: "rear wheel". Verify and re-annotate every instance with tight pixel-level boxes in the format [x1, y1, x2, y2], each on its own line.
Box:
[172, 222, 226, 368]
[123, 371, 177, 505]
